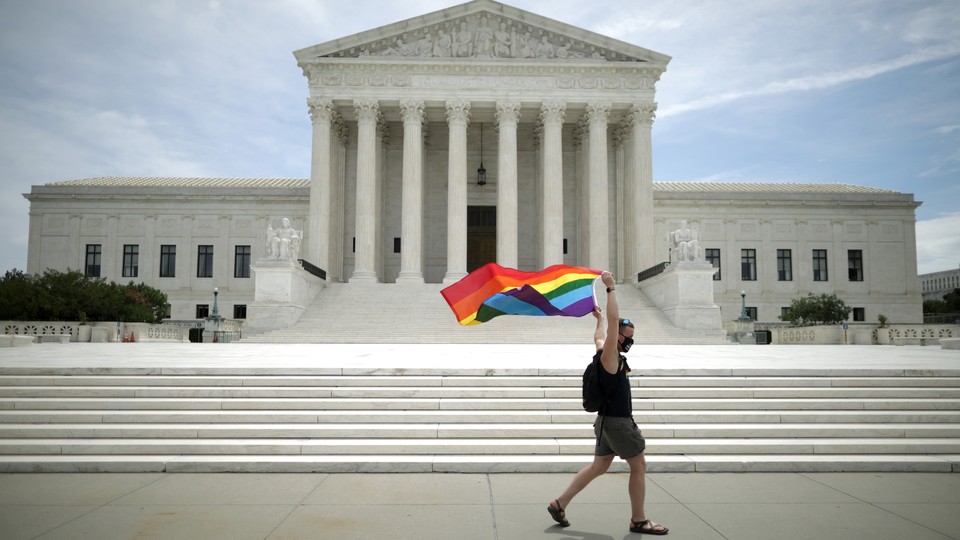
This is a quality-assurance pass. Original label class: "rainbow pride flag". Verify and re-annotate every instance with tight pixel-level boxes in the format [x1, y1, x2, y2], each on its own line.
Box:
[441, 263, 603, 326]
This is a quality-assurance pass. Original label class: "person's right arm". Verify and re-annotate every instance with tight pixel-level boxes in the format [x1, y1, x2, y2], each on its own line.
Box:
[599, 271, 620, 375]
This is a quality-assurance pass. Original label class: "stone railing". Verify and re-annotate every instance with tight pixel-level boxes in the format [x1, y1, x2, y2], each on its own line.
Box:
[761, 323, 958, 345]
[1, 320, 194, 343]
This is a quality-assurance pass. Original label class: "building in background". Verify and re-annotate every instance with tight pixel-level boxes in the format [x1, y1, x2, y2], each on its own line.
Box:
[21, 0, 924, 327]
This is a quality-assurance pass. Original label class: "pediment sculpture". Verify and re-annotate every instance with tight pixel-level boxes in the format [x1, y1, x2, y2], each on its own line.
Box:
[340, 13, 634, 62]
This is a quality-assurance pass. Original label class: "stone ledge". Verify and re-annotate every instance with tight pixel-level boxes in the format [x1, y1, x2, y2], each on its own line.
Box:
[941, 338, 960, 350]
[0, 335, 35, 348]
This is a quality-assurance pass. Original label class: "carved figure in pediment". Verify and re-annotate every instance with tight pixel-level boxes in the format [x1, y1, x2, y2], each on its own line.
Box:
[474, 16, 494, 57]
[493, 22, 512, 57]
[535, 35, 555, 58]
[517, 32, 535, 58]
[453, 21, 473, 57]
[416, 33, 434, 57]
[433, 29, 452, 57]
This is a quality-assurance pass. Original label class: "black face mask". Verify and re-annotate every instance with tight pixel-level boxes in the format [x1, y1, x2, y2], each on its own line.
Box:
[619, 334, 634, 353]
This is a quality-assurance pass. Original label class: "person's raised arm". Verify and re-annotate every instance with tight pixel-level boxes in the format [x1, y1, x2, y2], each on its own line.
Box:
[599, 271, 620, 374]
[592, 306, 605, 350]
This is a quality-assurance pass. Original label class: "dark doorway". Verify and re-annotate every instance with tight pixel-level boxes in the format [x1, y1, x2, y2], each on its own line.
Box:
[467, 206, 496, 272]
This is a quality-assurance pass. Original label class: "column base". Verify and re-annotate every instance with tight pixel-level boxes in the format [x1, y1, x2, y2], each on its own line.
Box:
[349, 271, 380, 284]
[395, 272, 425, 284]
[442, 272, 467, 285]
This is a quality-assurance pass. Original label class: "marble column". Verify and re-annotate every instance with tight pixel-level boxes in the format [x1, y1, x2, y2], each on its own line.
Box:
[444, 100, 470, 284]
[496, 101, 520, 269]
[540, 101, 565, 268]
[397, 100, 425, 283]
[628, 103, 657, 274]
[307, 98, 335, 274]
[586, 102, 611, 272]
[351, 99, 380, 282]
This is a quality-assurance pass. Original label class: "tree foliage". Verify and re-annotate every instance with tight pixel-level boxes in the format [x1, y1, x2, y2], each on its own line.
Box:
[923, 288, 960, 314]
[0, 269, 168, 323]
[780, 293, 852, 326]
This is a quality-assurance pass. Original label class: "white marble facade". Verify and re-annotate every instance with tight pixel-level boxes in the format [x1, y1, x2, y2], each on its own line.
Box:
[21, 0, 924, 324]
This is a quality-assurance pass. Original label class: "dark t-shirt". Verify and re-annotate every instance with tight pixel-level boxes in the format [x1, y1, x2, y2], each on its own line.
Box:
[593, 349, 632, 417]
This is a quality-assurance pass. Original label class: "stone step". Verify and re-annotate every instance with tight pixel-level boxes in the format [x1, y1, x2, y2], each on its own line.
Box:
[2, 385, 957, 399]
[2, 409, 959, 424]
[5, 375, 957, 387]
[1, 423, 956, 439]
[0, 454, 955, 474]
[2, 437, 959, 456]
[6, 397, 960, 410]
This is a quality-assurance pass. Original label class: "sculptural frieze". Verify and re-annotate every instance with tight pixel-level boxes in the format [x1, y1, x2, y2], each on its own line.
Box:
[324, 14, 633, 62]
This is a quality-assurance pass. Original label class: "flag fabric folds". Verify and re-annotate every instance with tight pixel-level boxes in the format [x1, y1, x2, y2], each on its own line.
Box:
[440, 263, 603, 326]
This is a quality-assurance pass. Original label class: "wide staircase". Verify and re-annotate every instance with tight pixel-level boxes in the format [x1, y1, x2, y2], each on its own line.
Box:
[0, 365, 957, 473]
[243, 282, 728, 344]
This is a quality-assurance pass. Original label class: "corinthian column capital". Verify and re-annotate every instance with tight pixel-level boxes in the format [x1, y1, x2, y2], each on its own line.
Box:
[399, 100, 425, 125]
[585, 102, 612, 124]
[628, 102, 657, 126]
[495, 101, 521, 126]
[353, 99, 380, 123]
[539, 101, 566, 125]
[307, 98, 335, 124]
[445, 100, 471, 126]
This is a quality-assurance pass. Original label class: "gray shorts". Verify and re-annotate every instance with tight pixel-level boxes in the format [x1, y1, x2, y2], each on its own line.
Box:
[594, 415, 646, 459]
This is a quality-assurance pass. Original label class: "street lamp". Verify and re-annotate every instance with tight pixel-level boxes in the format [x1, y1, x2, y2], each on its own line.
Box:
[212, 287, 220, 318]
[739, 290, 747, 320]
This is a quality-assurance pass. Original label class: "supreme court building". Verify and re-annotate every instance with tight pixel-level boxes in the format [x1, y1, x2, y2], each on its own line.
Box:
[22, 0, 924, 327]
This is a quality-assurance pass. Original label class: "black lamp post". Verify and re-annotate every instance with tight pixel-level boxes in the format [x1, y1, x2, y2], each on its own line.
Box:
[477, 123, 486, 186]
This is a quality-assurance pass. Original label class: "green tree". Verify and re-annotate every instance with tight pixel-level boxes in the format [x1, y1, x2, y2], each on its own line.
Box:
[780, 293, 852, 326]
[0, 269, 167, 323]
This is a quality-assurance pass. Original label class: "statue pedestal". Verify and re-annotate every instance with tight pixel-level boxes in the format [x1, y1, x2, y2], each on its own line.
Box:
[244, 259, 326, 334]
[639, 261, 722, 332]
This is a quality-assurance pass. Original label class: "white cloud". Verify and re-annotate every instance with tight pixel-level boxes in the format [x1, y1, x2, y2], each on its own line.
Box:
[916, 213, 960, 275]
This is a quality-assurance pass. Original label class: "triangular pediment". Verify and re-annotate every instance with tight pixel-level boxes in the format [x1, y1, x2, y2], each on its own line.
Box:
[294, 0, 670, 65]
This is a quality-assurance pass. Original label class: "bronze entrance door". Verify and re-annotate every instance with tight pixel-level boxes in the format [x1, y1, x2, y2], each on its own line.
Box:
[467, 206, 496, 272]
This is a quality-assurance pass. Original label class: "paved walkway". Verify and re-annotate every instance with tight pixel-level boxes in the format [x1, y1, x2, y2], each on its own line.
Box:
[1, 471, 958, 539]
[1, 343, 958, 539]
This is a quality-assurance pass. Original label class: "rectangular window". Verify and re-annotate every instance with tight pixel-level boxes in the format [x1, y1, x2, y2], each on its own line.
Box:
[740, 249, 757, 281]
[853, 307, 865, 322]
[745, 307, 758, 321]
[706, 248, 721, 280]
[160, 245, 176, 278]
[234, 245, 251, 278]
[781, 307, 790, 320]
[563, 238, 568, 255]
[84, 244, 101, 277]
[393, 237, 401, 254]
[813, 249, 829, 281]
[197, 245, 214, 278]
[122, 244, 139, 278]
[848, 250, 863, 282]
[196, 304, 209, 318]
[776, 249, 793, 281]
[233, 304, 247, 319]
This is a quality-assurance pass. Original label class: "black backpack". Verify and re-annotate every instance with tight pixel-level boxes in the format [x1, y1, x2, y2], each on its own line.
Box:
[582, 355, 608, 412]
[582, 353, 625, 413]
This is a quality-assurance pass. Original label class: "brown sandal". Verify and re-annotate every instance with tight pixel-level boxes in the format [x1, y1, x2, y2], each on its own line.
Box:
[630, 519, 668, 535]
[547, 499, 570, 527]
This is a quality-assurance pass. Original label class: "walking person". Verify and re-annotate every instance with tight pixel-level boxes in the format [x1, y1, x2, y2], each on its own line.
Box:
[547, 271, 669, 535]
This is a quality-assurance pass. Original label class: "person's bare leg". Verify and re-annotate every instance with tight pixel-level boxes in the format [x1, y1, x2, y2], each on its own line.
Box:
[553, 453, 614, 510]
[626, 453, 647, 521]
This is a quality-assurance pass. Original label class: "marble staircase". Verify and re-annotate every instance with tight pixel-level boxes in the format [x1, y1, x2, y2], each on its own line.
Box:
[243, 282, 728, 344]
[0, 366, 957, 473]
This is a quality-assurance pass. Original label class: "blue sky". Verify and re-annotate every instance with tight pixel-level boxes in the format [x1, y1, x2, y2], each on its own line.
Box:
[1, 0, 958, 276]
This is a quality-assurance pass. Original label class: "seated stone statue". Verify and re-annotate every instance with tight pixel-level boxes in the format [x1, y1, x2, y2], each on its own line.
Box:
[266, 218, 302, 261]
[670, 220, 702, 263]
